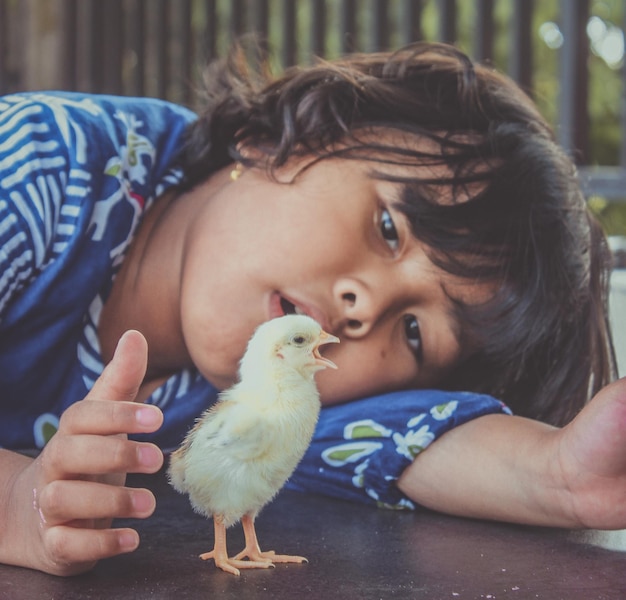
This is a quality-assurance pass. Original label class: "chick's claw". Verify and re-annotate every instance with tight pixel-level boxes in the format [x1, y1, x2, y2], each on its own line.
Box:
[199, 515, 277, 576]
[233, 514, 308, 565]
[232, 547, 308, 565]
[199, 550, 274, 577]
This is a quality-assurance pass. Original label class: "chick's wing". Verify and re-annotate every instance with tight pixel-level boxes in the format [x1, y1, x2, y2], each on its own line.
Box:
[196, 395, 275, 462]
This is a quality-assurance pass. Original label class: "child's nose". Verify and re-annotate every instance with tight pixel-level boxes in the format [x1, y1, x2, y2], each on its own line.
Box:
[333, 278, 381, 338]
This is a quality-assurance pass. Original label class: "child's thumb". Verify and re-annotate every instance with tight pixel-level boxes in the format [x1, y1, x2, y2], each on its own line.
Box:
[88, 330, 148, 403]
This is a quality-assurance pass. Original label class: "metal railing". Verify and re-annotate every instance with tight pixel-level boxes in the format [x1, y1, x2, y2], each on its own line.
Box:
[1, 0, 625, 200]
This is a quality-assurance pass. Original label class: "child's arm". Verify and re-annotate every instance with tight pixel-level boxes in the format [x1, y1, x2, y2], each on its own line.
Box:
[0, 331, 164, 576]
[397, 377, 626, 529]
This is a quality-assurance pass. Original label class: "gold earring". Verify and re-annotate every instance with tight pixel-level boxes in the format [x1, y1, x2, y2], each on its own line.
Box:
[230, 162, 243, 181]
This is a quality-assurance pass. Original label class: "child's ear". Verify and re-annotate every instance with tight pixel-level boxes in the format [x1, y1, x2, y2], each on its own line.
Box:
[232, 140, 270, 172]
[233, 139, 261, 163]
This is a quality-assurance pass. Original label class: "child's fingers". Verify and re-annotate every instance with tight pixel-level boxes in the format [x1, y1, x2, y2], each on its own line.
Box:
[58, 399, 163, 436]
[42, 436, 163, 480]
[42, 525, 140, 574]
[38, 480, 156, 526]
[88, 330, 148, 404]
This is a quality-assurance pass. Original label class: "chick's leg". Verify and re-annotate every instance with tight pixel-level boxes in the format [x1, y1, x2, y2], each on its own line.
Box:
[200, 515, 274, 576]
[233, 513, 308, 565]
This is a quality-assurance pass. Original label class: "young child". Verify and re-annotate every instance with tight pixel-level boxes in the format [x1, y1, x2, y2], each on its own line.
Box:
[0, 42, 622, 577]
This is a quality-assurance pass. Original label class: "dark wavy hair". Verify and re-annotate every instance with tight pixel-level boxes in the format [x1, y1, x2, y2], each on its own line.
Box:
[181, 41, 616, 426]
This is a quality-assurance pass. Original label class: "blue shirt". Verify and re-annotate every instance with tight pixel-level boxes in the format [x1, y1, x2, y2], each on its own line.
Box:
[0, 92, 510, 509]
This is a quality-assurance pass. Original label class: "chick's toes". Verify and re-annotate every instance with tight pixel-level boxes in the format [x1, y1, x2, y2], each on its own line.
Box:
[200, 551, 275, 576]
[232, 513, 308, 564]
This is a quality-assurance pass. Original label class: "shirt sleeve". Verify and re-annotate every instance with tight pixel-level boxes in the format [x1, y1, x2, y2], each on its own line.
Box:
[0, 92, 196, 324]
[0, 94, 71, 318]
[286, 389, 512, 509]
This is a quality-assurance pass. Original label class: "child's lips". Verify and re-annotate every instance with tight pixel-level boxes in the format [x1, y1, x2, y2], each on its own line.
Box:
[269, 292, 332, 332]
[269, 292, 287, 319]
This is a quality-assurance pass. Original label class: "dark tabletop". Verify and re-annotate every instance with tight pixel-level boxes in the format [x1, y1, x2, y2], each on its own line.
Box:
[2, 467, 626, 600]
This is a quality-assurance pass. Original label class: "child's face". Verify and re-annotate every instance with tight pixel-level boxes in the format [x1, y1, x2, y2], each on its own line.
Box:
[179, 151, 489, 404]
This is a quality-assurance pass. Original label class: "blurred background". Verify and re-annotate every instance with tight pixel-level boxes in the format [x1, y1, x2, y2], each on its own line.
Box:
[1, 0, 625, 232]
[1, 0, 625, 370]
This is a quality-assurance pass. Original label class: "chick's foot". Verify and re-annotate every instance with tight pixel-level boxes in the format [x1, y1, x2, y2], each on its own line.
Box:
[200, 549, 275, 576]
[233, 513, 309, 565]
[200, 515, 277, 576]
[232, 546, 308, 564]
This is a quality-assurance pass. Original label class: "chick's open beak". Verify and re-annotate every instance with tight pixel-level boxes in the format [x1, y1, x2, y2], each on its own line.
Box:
[313, 330, 340, 370]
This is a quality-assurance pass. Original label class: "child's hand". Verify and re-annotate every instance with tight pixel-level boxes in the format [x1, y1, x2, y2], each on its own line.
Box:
[1, 330, 164, 576]
[556, 376, 626, 529]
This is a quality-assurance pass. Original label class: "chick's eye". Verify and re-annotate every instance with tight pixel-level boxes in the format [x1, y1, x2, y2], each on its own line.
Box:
[292, 335, 306, 345]
[403, 315, 422, 360]
[380, 208, 399, 252]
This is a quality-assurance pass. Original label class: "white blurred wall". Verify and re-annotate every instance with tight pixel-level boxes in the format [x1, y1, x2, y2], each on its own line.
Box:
[610, 269, 626, 378]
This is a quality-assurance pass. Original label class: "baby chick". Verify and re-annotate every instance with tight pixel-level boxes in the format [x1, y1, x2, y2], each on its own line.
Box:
[168, 314, 339, 576]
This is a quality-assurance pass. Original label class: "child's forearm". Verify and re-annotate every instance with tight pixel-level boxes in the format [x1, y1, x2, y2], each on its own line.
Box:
[396, 413, 576, 527]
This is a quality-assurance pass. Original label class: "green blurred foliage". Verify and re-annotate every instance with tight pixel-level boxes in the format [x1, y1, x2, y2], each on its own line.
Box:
[424, 0, 626, 235]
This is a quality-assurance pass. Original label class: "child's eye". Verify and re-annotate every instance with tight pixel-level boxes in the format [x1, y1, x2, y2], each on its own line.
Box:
[403, 314, 422, 360]
[380, 208, 399, 252]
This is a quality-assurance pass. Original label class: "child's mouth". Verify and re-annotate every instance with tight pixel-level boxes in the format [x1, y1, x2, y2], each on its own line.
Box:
[279, 296, 307, 316]
[273, 293, 333, 334]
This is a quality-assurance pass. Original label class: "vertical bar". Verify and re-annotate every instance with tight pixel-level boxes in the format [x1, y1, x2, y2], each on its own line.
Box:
[401, 0, 423, 45]
[102, 0, 124, 94]
[474, 0, 494, 62]
[558, 0, 589, 163]
[87, 0, 103, 92]
[0, 0, 8, 93]
[249, 0, 270, 67]
[59, 0, 78, 90]
[204, 0, 217, 61]
[253, 0, 269, 38]
[621, 7, 626, 169]
[155, 0, 168, 99]
[126, 0, 146, 96]
[231, 0, 245, 37]
[437, 0, 456, 44]
[312, 0, 326, 57]
[509, 0, 533, 93]
[370, 0, 389, 52]
[340, 0, 357, 53]
[282, 0, 297, 67]
[180, 0, 193, 104]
